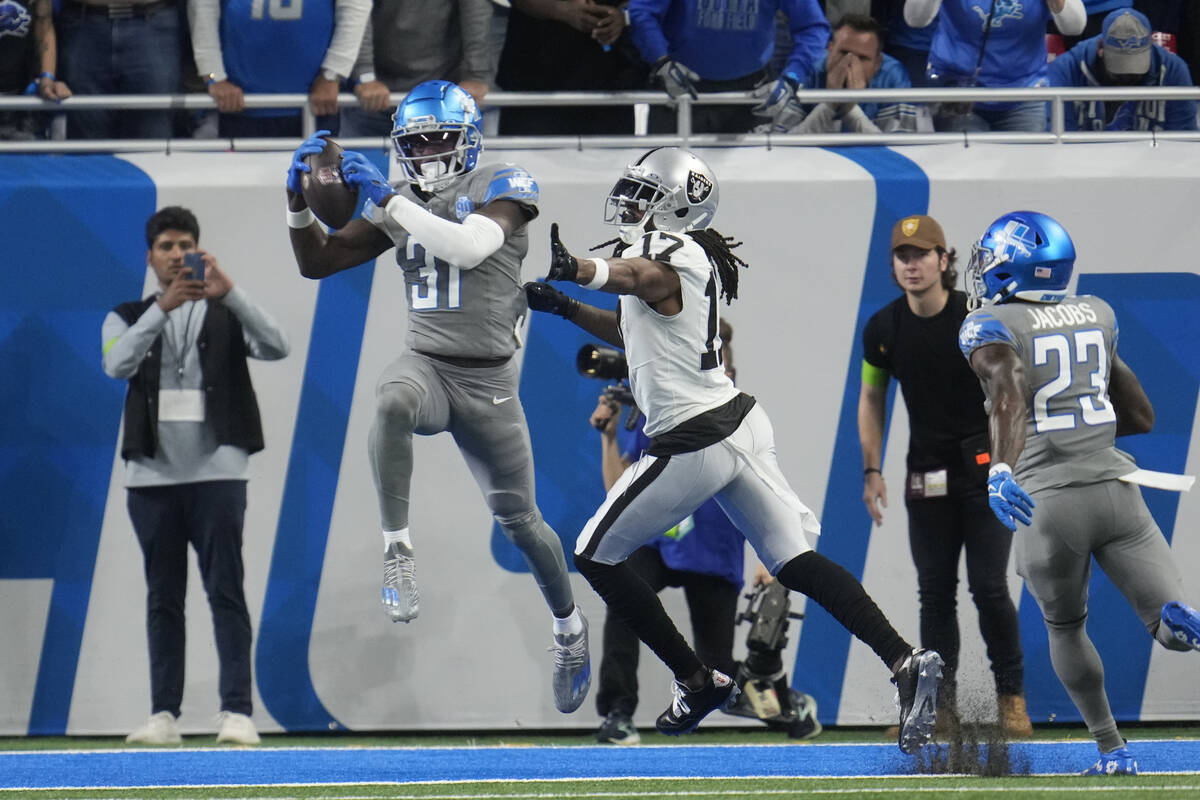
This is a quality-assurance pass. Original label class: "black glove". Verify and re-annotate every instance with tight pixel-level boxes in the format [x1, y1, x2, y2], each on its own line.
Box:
[546, 222, 579, 282]
[524, 281, 579, 320]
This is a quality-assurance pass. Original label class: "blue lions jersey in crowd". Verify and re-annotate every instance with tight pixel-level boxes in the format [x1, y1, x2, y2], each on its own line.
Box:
[802, 51, 918, 130]
[220, 0, 335, 95]
[925, 0, 1055, 105]
[628, 0, 829, 81]
[1048, 38, 1198, 131]
[619, 419, 745, 589]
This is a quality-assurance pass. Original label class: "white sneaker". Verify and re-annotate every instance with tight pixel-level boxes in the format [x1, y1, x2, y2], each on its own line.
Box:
[125, 711, 181, 745]
[215, 711, 260, 745]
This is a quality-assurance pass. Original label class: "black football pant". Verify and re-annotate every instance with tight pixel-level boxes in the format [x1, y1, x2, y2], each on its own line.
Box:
[907, 488, 1025, 704]
[596, 546, 739, 718]
[127, 480, 252, 717]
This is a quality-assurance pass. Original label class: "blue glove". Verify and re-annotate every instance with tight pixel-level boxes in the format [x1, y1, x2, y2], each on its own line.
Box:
[287, 129, 331, 194]
[340, 151, 393, 206]
[751, 71, 805, 132]
[987, 464, 1035, 531]
[651, 57, 700, 100]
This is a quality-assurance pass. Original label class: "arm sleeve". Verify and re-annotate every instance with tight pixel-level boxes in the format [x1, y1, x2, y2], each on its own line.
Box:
[188, 0, 226, 82]
[1050, 0, 1086, 37]
[782, 0, 832, 80]
[628, 0, 672, 64]
[102, 304, 166, 379]
[365, 198, 507, 268]
[322, 0, 373, 79]
[352, 15, 375, 80]
[458, 0, 494, 84]
[903, 0, 942, 29]
[220, 287, 291, 361]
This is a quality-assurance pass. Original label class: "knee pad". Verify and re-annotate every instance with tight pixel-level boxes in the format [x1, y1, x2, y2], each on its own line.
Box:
[376, 381, 422, 433]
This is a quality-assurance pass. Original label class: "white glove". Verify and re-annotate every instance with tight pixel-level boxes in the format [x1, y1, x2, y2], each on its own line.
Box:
[752, 71, 806, 132]
[651, 58, 700, 100]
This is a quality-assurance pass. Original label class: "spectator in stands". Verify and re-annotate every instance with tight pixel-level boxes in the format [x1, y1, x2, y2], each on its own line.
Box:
[340, 0, 492, 138]
[871, 0, 936, 86]
[1050, 7, 1197, 130]
[757, 14, 928, 133]
[629, 0, 830, 134]
[497, 0, 647, 136]
[56, 0, 180, 139]
[0, 0, 70, 140]
[904, 0, 1086, 132]
[189, 0, 369, 138]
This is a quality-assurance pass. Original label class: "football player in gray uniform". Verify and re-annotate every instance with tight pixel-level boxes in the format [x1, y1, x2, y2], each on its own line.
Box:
[525, 146, 943, 754]
[284, 80, 590, 714]
[959, 210, 1200, 776]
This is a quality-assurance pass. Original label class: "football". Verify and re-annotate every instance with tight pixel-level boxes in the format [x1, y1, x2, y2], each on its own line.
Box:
[300, 136, 359, 229]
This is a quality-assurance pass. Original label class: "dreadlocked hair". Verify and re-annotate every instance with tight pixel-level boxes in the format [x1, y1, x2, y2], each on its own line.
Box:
[589, 238, 624, 256]
[688, 228, 747, 304]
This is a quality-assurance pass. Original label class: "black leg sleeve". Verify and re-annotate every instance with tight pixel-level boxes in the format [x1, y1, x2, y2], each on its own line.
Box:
[575, 553, 704, 682]
[777, 551, 912, 671]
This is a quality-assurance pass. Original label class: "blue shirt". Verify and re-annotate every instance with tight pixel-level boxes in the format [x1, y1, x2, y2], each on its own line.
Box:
[1048, 37, 1198, 131]
[925, 0, 1054, 96]
[1082, 0, 1130, 14]
[628, 0, 829, 81]
[803, 51, 918, 129]
[220, 0, 335, 95]
[619, 421, 745, 588]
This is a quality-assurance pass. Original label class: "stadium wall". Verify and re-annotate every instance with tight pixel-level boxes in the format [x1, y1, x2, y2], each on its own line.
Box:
[1, 142, 1198, 736]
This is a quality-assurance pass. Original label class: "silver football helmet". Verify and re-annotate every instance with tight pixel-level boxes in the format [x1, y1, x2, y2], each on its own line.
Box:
[604, 147, 719, 245]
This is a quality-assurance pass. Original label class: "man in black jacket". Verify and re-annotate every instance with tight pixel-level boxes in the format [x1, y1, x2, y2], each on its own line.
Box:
[101, 206, 289, 745]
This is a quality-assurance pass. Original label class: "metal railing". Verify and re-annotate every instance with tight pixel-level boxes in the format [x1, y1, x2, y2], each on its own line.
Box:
[1, 85, 1198, 153]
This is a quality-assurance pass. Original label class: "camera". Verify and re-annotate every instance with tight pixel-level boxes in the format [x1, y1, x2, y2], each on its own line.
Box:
[183, 252, 205, 282]
[576, 344, 641, 431]
[724, 581, 820, 739]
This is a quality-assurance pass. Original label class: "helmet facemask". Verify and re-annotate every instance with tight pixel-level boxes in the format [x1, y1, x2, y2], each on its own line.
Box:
[603, 169, 685, 244]
[391, 116, 481, 192]
[965, 242, 1014, 309]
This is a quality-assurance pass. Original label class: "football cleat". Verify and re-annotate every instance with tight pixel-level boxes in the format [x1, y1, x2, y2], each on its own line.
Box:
[1082, 745, 1138, 776]
[382, 541, 419, 623]
[892, 648, 944, 754]
[656, 669, 740, 735]
[1161, 601, 1200, 651]
[596, 710, 641, 745]
[550, 613, 591, 713]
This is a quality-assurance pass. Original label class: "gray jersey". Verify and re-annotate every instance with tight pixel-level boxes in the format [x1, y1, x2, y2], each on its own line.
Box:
[959, 295, 1135, 493]
[370, 162, 538, 360]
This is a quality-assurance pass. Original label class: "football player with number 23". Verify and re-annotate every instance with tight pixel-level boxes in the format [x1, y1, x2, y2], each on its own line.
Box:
[284, 80, 592, 715]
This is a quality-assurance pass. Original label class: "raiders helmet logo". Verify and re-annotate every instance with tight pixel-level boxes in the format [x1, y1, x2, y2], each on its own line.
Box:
[686, 171, 712, 204]
[902, 218, 920, 237]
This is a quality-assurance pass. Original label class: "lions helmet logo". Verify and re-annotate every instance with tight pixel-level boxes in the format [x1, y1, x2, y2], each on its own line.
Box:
[686, 170, 712, 204]
[0, 0, 33, 38]
[901, 217, 920, 237]
[992, 219, 1036, 262]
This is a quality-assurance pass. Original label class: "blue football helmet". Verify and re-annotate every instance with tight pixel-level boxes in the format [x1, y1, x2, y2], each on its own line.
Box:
[391, 80, 483, 192]
[966, 210, 1076, 309]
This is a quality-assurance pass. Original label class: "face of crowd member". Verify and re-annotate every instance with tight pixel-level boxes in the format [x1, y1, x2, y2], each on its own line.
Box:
[148, 229, 198, 288]
[1097, 43, 1149, 86]
[828, 25, 883, 86]
[892, 245, 949, 296]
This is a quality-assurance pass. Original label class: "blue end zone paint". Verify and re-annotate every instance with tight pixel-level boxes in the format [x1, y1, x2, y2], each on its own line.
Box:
[2, 740, 1198, 788]
[1016, 272, 1200, 723]
[491, 285, 620, 571]
[256, 157, 388, 731]
[792, 147, 928, 723]
[0, 155, 155, 734]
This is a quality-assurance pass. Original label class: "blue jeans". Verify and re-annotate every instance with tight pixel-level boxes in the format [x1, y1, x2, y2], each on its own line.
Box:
[934, 101, 1048, 133]
[58, 3, 182, 139]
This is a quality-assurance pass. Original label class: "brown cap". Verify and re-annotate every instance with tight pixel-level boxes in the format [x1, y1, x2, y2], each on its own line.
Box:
[891, 214, 946, 251]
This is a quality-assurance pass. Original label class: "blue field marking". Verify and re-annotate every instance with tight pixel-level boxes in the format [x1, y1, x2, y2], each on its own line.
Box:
[1, 740, 1198, 789]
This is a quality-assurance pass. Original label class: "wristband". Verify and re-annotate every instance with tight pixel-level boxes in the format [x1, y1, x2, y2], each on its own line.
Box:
[584, 258, 610, 290]
[38, 72, 55, 82]
[988, 462, 1012, 478]
[287, 207, 316, 229]
[355, 71, 377, 86]
[863, 467, 881, 477]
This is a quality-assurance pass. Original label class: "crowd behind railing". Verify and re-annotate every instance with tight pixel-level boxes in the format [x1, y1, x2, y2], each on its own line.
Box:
[0, 0, 1198, 145]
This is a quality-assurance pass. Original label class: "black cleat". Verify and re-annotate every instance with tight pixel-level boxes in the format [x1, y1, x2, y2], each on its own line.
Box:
[655, 669, 740, 736]
[892, 648, 944, 754]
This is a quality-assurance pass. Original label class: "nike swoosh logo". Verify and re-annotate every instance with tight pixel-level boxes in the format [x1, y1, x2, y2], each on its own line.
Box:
[492, 395, 512, 405]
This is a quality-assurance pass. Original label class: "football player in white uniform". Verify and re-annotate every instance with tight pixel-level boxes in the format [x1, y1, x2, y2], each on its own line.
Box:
[525, 147, 943, 752]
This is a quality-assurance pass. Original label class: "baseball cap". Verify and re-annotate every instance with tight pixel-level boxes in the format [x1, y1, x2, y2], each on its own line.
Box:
[891, 215, 946, 251]
[1101, 9, 1152, 76]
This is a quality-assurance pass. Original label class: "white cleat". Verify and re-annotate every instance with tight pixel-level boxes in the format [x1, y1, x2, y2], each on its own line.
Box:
[382, 540, 419, 623]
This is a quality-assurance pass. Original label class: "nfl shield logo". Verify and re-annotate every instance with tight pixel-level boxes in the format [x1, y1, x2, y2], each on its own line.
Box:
[686, 171, 712, 204]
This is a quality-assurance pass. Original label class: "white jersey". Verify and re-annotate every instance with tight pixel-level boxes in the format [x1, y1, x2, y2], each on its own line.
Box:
[617, 230, 739, 437]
